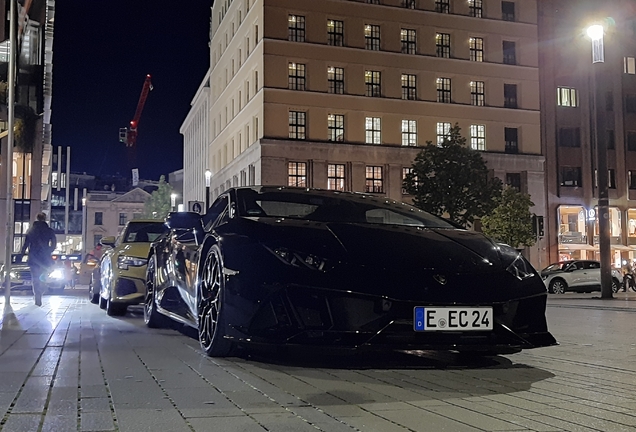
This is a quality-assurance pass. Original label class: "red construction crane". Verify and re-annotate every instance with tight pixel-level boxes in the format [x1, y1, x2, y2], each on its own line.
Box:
[119, 74, 153, 147]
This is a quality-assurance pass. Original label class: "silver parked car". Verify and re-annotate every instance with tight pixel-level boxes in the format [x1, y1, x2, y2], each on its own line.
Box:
[541, 260, 622, 294]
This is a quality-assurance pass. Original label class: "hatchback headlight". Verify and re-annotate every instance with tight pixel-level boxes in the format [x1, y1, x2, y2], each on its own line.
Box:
[49, 269, 65, 280]
[117, 256, 148, 270]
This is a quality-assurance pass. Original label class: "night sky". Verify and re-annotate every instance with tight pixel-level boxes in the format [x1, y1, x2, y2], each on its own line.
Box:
[51, 1, 211, 181]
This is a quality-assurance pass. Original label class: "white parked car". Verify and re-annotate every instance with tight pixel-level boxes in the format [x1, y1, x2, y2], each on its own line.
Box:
[541, 260, 622, 294]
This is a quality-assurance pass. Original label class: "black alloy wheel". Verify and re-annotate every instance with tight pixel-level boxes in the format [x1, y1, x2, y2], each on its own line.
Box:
[198, 246, 233, 357]
[144, 255, 168, 328]
[89, 275, 99, 304]
[549, 278, 567, 294]
[612, 278, 620, 294]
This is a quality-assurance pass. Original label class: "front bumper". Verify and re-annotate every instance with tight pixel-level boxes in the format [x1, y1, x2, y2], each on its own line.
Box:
[232, 285, 557, 352]
[110, 276, 145, 304]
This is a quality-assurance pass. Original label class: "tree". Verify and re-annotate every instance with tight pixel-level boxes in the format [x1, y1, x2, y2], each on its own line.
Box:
[142, 175, 173, 219]
[403, 125, 502, 227]
[481, 186, 537, 249]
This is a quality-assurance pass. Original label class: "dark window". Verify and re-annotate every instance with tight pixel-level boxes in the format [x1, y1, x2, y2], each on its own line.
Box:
[366, 0, 380, 3]
[94, 212, 103, 226]
[504, 84, 517, 108]
[435, 0, 450, 13]
[626, 94, 636, 113]
[606, 92, 613, 111]
[437, 77, 451, 103]
[328, 114, 344, 142]
[365, 166, 384, 193]
[327, 20, 344, 46]
[328, 164, 346, 191]
[118, 213, 126, 226]
[288, 162, 307, 187]
[469, 37, 483, 62]
[365, 70, 381, 97]
[607, 130, 615, 149]
[471, 81, 485, 106]
[559, 127, 581, 148]
[328, 66, 344, 94]
[503, 41, 516, 65]
[436, 33, 451, 58]
[560, 167, 582, 187]
[288, 15, 305, 42]
[505, 127, 519, 153]
[469, 0, 483, 17]
[365, 24, 380, 51]
[403, 0, 416, 8]
[401, 29, 416, 54]
[628, 132, 636, 151]
[288, 111, 306, 140]
[402, 74, 417, 100]
[288, 63, 305, 90]
[502, 1, 515, 21]
[506, 173, 521, 191]
[629, 171, 636, 189]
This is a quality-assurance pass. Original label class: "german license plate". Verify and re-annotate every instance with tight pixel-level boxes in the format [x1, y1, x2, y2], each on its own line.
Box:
[414, 307, 492, 331]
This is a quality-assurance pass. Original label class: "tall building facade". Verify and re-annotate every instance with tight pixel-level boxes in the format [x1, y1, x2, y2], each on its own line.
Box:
[539, 0, 636, 267]
[184, 0, 547, 266]
[0, 0, 55, 255]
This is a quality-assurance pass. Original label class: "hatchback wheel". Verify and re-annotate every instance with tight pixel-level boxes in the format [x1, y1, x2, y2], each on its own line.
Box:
[549, 279, 567, 294]
[144, 255, 169, 328]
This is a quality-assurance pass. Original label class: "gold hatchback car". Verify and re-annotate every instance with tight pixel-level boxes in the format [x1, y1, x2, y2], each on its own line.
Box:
[98, 220, 168, 316]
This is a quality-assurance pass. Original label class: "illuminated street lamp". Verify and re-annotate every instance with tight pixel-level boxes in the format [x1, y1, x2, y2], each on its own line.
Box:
[587, 24, 612, 298]
[171, 193, 177, 211]
[205, 169, 212, 211]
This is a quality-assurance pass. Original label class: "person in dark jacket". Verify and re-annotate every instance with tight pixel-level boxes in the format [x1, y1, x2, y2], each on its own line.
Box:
[21, 212, 57, 306]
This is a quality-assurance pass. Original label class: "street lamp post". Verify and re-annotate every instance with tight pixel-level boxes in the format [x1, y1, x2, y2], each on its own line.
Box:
[587, 24, 612, 298]
[81, 196, 87, 258]
[170, 193, 177, 211]
[205, 169, 211, 211]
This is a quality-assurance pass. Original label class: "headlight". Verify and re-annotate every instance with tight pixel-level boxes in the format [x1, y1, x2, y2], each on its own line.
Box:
[506, 254, 536, 281]
[267, 247, 328, 271]
[49, 269, 65, 280]
[117, 256, 148, 270]
[9, 271, 18, 280]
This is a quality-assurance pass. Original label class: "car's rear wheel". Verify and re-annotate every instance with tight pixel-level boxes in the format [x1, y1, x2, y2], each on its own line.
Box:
[88, 275, 99, 304]
[549, 278, 567, 294]
[144, 255, 169, 328]
[612, 278, 621, 293]
[99, 295, 107, 309]
[198, 246, 233, 357]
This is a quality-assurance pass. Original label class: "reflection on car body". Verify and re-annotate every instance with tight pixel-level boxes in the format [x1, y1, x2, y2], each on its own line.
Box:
[145, 186, 557, 358]
[540, 260, 622, 294]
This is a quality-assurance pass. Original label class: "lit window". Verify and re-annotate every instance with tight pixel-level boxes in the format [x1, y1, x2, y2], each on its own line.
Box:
[436, 33, 450, 58]
[288, 111, 306, 140]
[288, 162, 307, 187]
[401, 74, 416, 100]
[469, 37, 483, 62]
[328, 66, 344, 94]
[436, 77, 451, 103]
[557, 87, 578, 107]
[625, 57, 636, 74]
[470, 81, 485, 106]
[401, 29, 416, 54]
[288, 15, 305, 42]
[288, 63, 306, 90]
[436, 122, 451, 146]
[365, 166, 383, 193]
[469, 0, 483, 17]
[365, 70, 381, 97]
[327, 19, 344, 46]
[328, 114, 345, 142]
[470, 124, 486, 150]
[365, 117, 381, 144]
[401, 120, 417, 146]
[328, 164, 346, 191]
[365, 24, 380, 50]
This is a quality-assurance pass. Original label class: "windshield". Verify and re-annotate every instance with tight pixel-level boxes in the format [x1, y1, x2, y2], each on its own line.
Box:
[122, 222, 168, 243]
[236, 189, 454, 228]
[543, 262, 569, 272]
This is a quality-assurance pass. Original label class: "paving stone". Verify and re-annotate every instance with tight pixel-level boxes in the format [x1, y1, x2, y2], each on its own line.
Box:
[115, 408, 190, 432]
[0, 413, 41, 432]
[189, 415, 268, 432]
[80, 411, 115, 431]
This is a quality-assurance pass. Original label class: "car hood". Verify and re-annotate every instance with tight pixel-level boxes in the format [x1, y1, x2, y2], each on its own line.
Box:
[241, 217, 505, 274]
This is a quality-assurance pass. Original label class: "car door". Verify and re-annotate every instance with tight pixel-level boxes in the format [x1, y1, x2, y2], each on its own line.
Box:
[583, 261, 601, 287]
[563, 261, 586, 287]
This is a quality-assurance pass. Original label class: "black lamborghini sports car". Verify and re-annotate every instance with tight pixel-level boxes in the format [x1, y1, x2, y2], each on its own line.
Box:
[144, 186, 557, 357]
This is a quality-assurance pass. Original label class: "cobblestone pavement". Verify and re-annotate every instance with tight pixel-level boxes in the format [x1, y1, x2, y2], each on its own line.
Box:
[0, 289, 635, 432]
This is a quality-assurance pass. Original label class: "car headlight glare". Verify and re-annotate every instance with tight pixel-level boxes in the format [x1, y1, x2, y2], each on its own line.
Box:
[49, 269, 65, 280]
[506, 254, 536, 281]
[117, 256, 148, 270]
[268, 247, 328, 271]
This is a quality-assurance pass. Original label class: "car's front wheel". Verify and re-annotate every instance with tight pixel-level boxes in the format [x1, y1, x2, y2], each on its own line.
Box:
[198, 246, 233, 357]
[144, 255, 169, 328]
[88, 275, 99, 304]
[612, 278, 621, 293]
[549, 278, 567, 294]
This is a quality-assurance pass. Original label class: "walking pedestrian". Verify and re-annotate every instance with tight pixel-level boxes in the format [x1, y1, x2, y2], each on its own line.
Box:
[20, 212, 57, 306]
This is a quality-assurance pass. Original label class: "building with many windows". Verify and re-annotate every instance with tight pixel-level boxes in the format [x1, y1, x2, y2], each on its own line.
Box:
[539, 0, 636, 267]
[183, 0, 546, 266]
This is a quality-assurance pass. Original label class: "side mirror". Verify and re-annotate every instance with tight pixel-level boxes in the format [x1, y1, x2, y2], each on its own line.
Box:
[100, 236, 116, 247]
